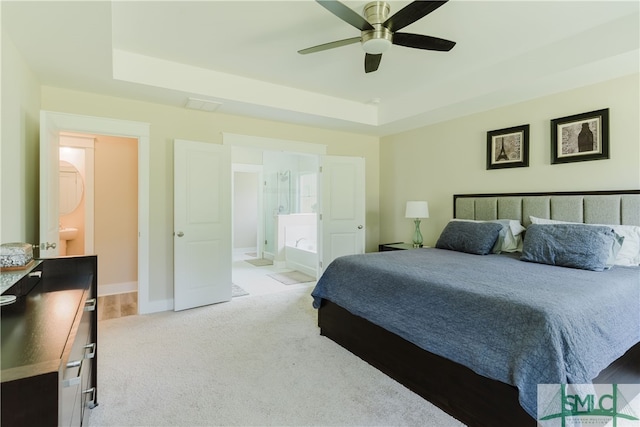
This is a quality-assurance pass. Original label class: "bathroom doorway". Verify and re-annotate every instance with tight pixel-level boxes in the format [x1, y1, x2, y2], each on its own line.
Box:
[40, 111, 152, 313]
[59, 134, 139, 298]
[231, 150, 320, 297]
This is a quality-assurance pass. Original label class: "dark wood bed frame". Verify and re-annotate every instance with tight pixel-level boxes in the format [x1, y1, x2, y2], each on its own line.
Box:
[317, 190, 640, 427]
[319, 300, 640, 427]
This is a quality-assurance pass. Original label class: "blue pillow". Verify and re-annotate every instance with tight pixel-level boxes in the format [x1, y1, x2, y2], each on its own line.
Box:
[436, 221, 503, 255]
[521, 224, 621, 271]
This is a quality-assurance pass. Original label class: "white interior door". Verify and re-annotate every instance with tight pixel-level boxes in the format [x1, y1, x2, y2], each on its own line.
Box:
[174, 139, 231, 311]
[39, 111, 61, 257]
[319, 155, 365, 274]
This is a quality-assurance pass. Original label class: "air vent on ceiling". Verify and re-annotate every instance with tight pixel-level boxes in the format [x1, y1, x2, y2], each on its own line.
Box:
[185, 97, 222, 112]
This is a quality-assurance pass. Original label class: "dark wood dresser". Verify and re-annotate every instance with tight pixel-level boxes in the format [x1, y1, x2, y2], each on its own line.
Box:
[1, 256, 98, 426]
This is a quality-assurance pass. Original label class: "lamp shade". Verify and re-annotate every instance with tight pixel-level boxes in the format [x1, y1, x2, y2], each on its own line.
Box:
[405, 201, 429, 219]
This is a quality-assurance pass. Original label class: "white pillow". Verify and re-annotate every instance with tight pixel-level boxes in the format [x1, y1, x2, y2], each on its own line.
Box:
[453, 219, 525, 253]
[529, 216, 640, 266]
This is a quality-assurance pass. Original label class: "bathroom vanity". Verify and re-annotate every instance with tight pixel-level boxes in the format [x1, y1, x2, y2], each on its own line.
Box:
[1, 256, 98, 426]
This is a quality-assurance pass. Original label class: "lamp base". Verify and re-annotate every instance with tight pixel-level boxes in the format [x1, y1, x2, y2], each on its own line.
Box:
[412, 218, 423, 248]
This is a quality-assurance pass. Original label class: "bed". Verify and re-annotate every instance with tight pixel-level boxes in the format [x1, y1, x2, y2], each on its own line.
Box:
[311, 190, 640, 426]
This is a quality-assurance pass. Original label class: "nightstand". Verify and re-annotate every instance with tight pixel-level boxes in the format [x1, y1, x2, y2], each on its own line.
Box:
[378, 242, 422, 251]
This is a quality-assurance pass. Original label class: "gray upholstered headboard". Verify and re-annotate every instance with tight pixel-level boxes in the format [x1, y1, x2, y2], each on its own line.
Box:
[454, 190, 640, 227]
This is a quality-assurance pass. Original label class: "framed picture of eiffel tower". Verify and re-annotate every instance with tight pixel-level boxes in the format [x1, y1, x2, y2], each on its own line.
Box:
[486, 124, 529, 170]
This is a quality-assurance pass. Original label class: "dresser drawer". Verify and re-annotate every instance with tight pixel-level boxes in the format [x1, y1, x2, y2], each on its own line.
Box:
[60, 294, 96, 427]
[4, 263, 43, 297]
[1, 256, 98, 427]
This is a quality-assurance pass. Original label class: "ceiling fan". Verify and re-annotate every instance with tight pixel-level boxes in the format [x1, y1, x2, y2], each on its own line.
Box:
[298, 0, 456, 73]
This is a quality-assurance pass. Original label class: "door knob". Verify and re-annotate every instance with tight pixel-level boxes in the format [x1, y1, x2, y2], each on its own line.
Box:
[41, 242, 57, 250]
[357, 225, 363, 229]
[176, 231, 184, 237]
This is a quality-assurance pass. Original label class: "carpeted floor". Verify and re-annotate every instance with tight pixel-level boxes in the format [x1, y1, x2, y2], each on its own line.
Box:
[89, 287, 465, 426]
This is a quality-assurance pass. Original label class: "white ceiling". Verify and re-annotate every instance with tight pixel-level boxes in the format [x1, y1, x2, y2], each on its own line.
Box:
[3, 1, 639, 136]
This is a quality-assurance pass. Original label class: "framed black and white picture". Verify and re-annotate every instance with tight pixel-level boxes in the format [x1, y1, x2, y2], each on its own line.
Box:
[486, 124, 529, 170]
[551, 108, 609, 164]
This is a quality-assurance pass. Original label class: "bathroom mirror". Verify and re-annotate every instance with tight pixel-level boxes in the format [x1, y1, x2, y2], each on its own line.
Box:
[59, 161, 84, 215]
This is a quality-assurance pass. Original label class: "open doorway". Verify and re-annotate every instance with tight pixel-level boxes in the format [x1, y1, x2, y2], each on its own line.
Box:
[225, 133, 365, 301]
[39, 111, 152, 313]
[59, 133, 139, 320]
[231, 151, 319, 298]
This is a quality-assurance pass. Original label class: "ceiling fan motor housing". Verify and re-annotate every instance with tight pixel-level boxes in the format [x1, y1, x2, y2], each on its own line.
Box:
[299, 0, 456, 73]
[362, 1, 392, 54]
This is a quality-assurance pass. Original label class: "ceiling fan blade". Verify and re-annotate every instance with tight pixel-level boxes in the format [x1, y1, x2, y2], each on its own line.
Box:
[384, 1, 448, 32]
[393, 33, 456, 51]
[364, 53, 382, 73]
[317, 0, 374, 31]
[298, 36, 361, 55]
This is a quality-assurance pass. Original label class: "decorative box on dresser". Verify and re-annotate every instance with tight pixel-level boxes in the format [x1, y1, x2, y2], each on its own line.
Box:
[1, 255, 98, 427]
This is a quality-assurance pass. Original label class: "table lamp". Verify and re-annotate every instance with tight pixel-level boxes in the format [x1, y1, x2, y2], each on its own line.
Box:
[405, 201, 429, 248]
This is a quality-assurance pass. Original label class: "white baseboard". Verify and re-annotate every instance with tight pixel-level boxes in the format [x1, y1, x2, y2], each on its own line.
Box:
[140, 298, 174, 314]
[286, 260, 317, 278]
[98, 281, 138, 297]
[233, 247, 256, 255]
[100, 283, 174, 314]
[263, 251, 275, 261]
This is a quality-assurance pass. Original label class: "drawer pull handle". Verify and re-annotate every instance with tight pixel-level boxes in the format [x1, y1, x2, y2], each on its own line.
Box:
[84, 342, 96, 359]
[84, 298, 97, 311]
[83, 387, 98, 408]
[28, 271, 42, 278]
[63, 359, 84, 388]
[66, 359, 82, 369]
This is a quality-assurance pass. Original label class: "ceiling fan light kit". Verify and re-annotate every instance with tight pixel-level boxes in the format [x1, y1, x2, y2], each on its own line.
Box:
[362, 30, 392, 55]
[362, 3, 392, 55]
[299, 0, 456, 73]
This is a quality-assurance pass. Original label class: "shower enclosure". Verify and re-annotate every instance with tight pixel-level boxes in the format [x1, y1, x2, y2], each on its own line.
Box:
[262, 151, 318, 276]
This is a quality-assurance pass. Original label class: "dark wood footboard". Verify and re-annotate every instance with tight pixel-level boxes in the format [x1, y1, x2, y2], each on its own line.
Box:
[318, 299, 640, 427]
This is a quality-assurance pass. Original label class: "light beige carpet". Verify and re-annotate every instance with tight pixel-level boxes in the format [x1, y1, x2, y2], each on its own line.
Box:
[268, 270, 316, 285]
[89, 287, 466, 426]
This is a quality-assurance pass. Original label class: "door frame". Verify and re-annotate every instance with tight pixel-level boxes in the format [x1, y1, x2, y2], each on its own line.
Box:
[39, 111, 153, 313]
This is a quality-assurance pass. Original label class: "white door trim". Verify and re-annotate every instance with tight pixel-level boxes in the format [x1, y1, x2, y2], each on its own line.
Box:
[39, 111, 153, 314]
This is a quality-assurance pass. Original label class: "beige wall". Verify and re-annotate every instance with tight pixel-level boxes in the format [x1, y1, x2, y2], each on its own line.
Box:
[40, 87, 380, 303]
[234, 171, 258, 249]
[1, 32, 41, 244]
[380, 73, 640, 247]
[95, 135, 138, 290]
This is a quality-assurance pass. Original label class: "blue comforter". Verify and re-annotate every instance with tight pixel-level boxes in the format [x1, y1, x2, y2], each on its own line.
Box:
[311, 248, 640, 418]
